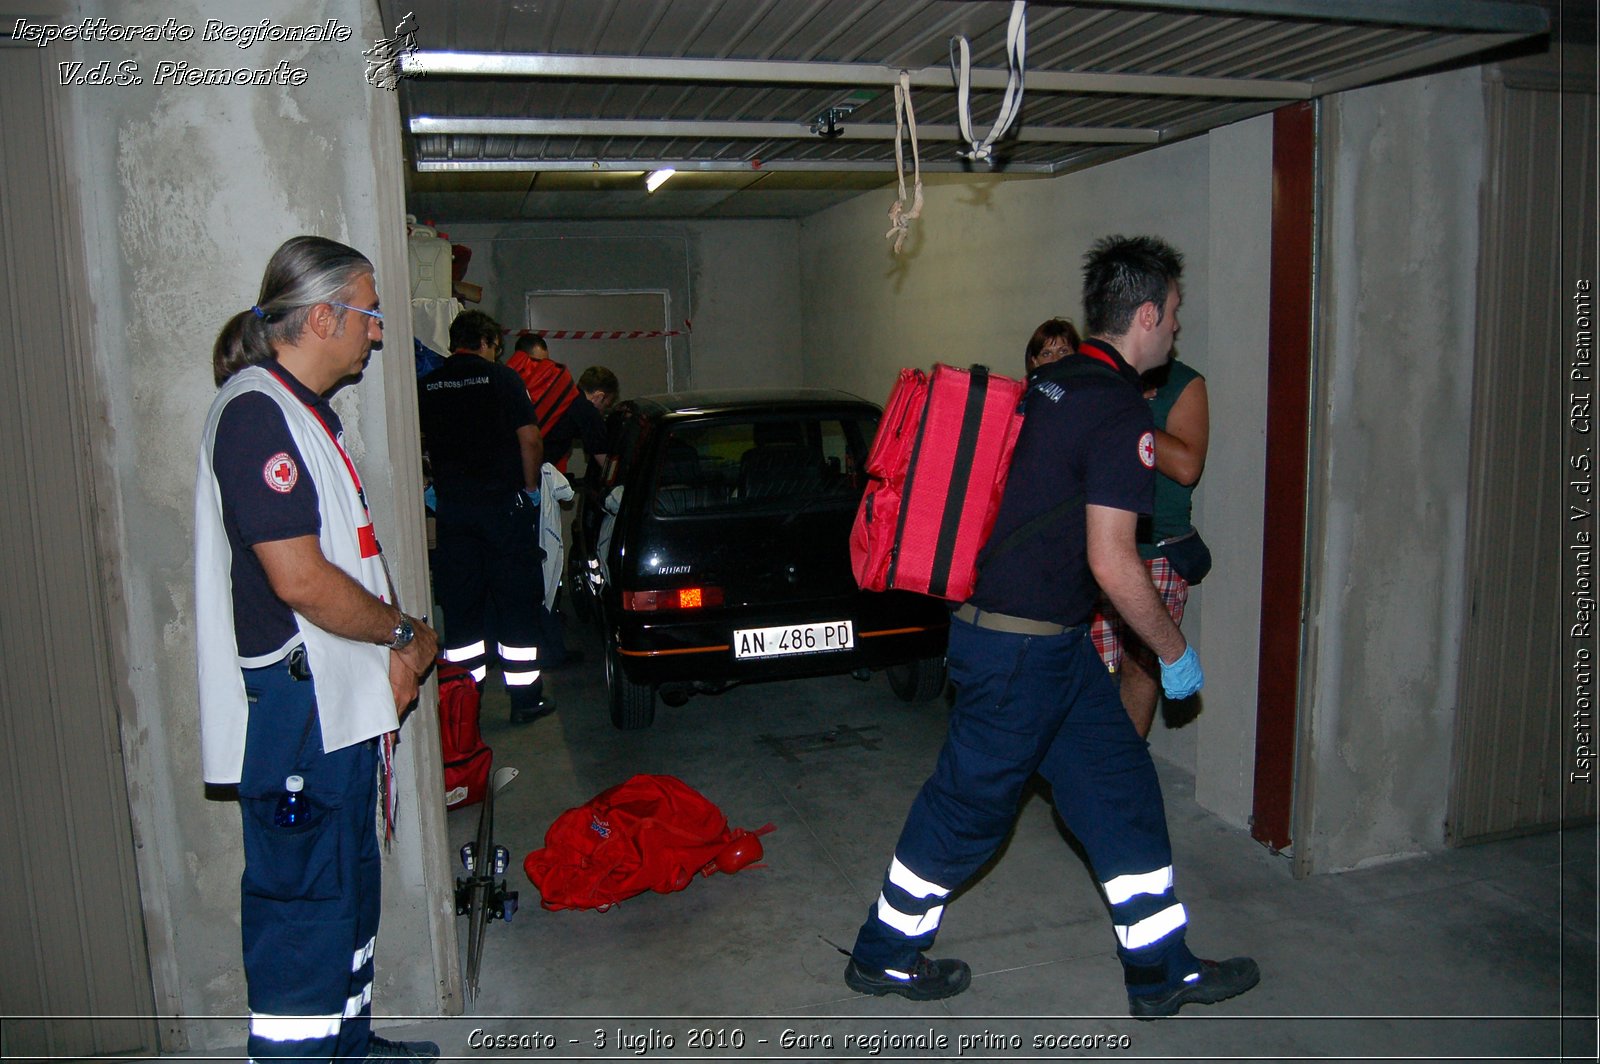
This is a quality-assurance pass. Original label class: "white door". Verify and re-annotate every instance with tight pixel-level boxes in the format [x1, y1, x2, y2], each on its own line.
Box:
[525, 290, 674, 401]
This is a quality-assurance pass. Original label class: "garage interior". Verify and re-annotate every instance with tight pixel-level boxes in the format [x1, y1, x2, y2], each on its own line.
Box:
[0, 0, 1595, 1060]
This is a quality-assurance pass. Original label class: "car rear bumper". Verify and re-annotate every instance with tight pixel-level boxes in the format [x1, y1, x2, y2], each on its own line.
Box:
[610, 595, 950, 688]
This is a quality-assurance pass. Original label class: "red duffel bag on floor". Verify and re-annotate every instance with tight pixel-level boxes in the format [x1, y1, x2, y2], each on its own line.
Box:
[524, 774, 773, 912]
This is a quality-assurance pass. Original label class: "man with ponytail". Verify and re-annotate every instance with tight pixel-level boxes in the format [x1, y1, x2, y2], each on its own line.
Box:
[195, 235, 442, 1061]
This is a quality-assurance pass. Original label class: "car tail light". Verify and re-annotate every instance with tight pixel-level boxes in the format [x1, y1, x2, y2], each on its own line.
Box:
[623, 586, 725, 611]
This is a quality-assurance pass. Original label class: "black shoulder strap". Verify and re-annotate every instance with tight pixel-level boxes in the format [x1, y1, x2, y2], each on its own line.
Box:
[1037, 355, 1127, 384]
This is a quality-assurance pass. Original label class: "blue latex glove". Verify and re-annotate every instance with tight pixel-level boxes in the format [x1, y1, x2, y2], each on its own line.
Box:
[1159, 645, 1204, 700]
[524, 488, 541, 507]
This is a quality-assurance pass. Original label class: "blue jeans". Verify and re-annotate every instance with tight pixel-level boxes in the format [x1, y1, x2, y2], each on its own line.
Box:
[239, 658, 381, 1061]
[852, 616, 1196, 993]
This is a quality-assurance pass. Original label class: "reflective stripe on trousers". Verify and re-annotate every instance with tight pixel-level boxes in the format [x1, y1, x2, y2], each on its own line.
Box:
[851, 617, 1197, 992]
[239, 661, 382, 1062]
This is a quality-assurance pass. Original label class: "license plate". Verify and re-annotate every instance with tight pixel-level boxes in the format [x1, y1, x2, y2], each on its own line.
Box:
[733, 620, 854, 659]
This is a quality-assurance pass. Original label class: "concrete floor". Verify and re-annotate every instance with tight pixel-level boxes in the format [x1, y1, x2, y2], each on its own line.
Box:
[384, 619, 1594, 1062]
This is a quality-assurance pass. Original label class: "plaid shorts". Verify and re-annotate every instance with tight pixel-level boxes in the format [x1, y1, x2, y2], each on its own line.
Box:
[1089, 555, 1188, 673]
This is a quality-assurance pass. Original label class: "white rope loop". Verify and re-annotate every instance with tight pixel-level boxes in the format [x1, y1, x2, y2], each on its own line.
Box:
[950, 0, 1027, 163]
[885, 69, 923, 255]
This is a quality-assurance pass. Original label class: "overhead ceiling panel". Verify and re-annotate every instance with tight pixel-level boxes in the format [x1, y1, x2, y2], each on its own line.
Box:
[380, 0, 1551, 221]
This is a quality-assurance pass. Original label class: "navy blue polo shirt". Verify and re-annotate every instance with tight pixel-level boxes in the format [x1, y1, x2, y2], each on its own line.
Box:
[212, 363, 332, 658]
[969, 339, 1156, 627]
[419, 352, 538, 503]
[542, 394, 607, 467]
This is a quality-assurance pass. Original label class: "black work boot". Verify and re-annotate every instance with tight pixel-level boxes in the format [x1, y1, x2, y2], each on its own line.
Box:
[1128, 956, 1259, 1019]
[366, 1033, 440, 1060]
[509, 680, 556, 724]
[844, 955, 971, 1001]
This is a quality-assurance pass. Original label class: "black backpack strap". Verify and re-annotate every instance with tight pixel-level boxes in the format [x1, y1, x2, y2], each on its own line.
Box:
[924, 365, 992, 598]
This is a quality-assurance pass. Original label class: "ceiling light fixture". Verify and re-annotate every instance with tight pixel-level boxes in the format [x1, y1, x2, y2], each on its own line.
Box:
[645, 167, 676, 193]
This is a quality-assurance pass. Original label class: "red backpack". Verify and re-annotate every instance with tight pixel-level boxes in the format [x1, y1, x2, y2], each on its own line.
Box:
[851, 364, 1027, 602]
[523, 775, 773, 911]
[506, 351, 580, 458]
[437, 662, 491, 809]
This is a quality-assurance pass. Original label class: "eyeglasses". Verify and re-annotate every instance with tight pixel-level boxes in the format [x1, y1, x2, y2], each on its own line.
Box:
[330, 301, 384, 325]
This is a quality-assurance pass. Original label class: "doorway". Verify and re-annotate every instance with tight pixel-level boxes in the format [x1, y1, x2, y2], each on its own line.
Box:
[525, 290, 674, 402]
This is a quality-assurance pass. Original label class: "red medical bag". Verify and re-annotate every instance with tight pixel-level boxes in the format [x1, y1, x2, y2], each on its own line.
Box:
[437, 662, 491, 809]
[850, 364, 1027, 602]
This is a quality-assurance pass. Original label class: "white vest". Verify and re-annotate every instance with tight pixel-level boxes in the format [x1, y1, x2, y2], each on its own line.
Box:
[194, 365, 398, 785]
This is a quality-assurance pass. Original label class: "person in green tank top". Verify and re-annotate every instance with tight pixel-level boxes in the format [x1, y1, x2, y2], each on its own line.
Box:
[1089, 351, 1211, 737]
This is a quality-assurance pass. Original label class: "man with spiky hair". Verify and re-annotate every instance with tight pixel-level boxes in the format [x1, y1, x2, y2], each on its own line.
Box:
[844, 235, 1257, 1020]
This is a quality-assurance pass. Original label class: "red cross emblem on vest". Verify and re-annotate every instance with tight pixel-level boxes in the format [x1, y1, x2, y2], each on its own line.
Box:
[264, 452, 298, 493]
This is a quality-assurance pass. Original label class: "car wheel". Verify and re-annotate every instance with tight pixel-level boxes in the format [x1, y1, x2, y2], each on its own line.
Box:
[886, 657, 947, 703]
[606, 641, 656, 729]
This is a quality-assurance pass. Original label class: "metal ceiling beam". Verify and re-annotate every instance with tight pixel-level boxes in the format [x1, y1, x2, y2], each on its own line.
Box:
[1073, 0, 1548, 35]
[410, 116, 1162, 146]
[414, 158, 1058, 174]
[1305, 31, 1534, 96]
[401, 50, 1314, 100]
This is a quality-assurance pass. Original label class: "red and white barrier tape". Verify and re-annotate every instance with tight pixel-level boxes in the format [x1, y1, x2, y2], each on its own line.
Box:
[513, 321, 692, 341]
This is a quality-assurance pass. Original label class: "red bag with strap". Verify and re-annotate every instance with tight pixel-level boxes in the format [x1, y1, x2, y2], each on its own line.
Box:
[851, 363, 1027, 602]
[437, 661, 491, 809]
[523, 774, 773, 911]
[506, 351, 580, 443]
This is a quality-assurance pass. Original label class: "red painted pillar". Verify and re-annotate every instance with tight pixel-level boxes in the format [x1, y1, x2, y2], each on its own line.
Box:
[1251, 101, 1316, 852]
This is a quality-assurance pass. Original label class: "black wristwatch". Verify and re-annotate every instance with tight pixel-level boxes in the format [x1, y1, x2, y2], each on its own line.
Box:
[384, 614, 415, 650]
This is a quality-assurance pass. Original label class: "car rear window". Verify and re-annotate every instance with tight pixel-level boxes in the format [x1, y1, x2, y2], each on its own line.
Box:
[651, 412, 878, 516]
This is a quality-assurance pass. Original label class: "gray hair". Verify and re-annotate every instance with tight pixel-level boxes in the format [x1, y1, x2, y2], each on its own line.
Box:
[211, 235, 373, 385]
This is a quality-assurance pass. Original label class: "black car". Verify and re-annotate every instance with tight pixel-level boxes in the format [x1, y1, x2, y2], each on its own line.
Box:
[568, 388, 949, 728]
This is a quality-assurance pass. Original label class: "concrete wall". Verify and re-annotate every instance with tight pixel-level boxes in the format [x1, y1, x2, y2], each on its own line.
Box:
[1297, 67, 1486, 873]
[61, 0, 449, 1049]
[797, 129, 1275, 805]
[439, 219, 804, 393]
[1198, 115, 1275, 826]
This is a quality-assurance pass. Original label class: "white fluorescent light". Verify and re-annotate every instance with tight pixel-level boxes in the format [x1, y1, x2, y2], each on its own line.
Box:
[645, 167, 676, 193]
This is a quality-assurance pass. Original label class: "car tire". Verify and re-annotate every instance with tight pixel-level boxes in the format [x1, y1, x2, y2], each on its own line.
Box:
[886, 657, 947, 703]
[606, 642, 656, 729]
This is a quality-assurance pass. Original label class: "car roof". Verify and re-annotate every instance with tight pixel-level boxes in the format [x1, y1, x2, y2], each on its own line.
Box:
[622, 387, 880, 420]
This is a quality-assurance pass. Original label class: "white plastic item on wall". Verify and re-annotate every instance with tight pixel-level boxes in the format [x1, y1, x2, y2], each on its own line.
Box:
[407, 216, 453, 300]
[410, 296, 460, 357]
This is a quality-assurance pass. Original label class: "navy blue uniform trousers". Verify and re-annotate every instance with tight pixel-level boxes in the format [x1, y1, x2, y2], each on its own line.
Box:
[852, 616, 1197, 994]
[433, 491, 546, 711]
[240, 659, 380, 1062]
